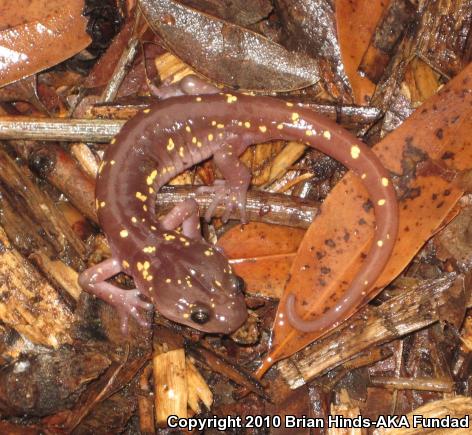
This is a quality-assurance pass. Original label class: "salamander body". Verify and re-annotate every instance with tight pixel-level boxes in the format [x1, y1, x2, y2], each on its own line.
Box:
[80, 92, 398, 334]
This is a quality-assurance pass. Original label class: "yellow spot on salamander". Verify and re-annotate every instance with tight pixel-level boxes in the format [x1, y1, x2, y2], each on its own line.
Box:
[146, 275, 153, 281]
[146, 169, 158, 186]
[197, 141, 202, 148]
[136, 192, 147, 202]
[286, 102, 294, 107]
[381, 177, 389, 187]
[179, 147, 185, 158]
[143, 261, 150, 270]
[211, 121, 217, 126]
[244, 121, 251, 128]
[226, 94, 237, 103]
[361, 173, 367, 179]
[143, 108, 151, 114]
[143, 246, 156, 253]
[259, 125, 267, 133]
[131, 216, 138, 223]
[291, 113, 299, 122]
[122, 260, 130, 268]
[305, 130, 313, 136]
[110, 160, 115, 165]
[120, 230, 128, 238]
[238, 121, 243, 126]
[208, 133, 214, 141]
[143, 205, 148, 212]
[192, 137, 197, 144]
[100, 201, 106, 208]
[377, 199, 386, 206]
[165, 278, 171, 284]
[110, 138, 116, 145]
[167, 138, 175, 151]
[185, 126, 191, 132]
[149, 187, 155, 194]
[164, 234, 176, 241]
[196, 97, 202, 102]
[350, 145, 361, 159]
[217, 123, 224, 129]
[204, 249, 214, 256]
[323, 131, 332, 140]
[377, 240, 384, 247]
[277, 123, 284, 130]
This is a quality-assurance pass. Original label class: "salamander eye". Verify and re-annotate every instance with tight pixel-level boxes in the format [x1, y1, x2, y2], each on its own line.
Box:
[229, 274, 245, 293]
[191, 305, 211, 324]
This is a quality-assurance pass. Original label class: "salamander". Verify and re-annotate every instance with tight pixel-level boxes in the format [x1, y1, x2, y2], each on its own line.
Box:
[79, 84, 398, 334]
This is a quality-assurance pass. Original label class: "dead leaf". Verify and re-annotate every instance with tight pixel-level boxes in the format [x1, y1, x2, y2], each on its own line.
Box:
[139, 0, 319, 91]
[256, 63, 472, 376]
[218, 222, 305, 299]
[0, 0, 91, 87]
[335, 0, 388, 104]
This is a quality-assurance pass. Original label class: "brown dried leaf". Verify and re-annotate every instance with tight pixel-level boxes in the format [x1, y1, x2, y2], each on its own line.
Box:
[0, 0, 91, 87]
[139, 0, 319, 91]
[217, 222, 305, 299]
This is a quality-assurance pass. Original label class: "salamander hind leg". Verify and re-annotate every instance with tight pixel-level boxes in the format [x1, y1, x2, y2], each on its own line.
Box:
[78, 258, 153, 332]
[159, 198, 202, 240]
[198, 144, 252, 223]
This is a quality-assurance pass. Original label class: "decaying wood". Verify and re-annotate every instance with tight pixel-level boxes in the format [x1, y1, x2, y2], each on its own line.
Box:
[277, 273, 471, 388]
[0, 227, 73, 347]
[330, 400, 363, 435]
[153, 348, 188, 424]
[186, 358, 213, 414]
[29, 250, 82, 300]
[137, 363, 155, 435]
[374, 396, 472, 435]
[416, 0, 472, 78]
[155, 52, 195, 83]
[0, 148, 86, 264]
[29, 143, 97, 223]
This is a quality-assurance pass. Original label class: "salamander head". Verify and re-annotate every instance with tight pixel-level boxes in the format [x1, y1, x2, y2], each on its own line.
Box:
[136, 239, 247, 334]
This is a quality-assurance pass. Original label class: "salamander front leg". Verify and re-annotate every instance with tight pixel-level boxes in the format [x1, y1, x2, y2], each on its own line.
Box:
[78, 258, 153, 332]
[150, 74, 220, 99]
[159, 198, 202, 240]
[198, 144, 252, 223]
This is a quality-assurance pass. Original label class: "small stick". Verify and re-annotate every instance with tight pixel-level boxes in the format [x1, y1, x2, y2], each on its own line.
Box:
[369, 376, 455, 392]
[0, 117, 124, 142]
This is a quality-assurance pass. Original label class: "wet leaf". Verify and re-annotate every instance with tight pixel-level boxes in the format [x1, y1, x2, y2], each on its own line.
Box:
[217, 222, 305, 299]
[274, 0, 352, 102]
[139, 0, 319, 91]
[335, 0, 387, 105]
[179, 0, 273, 26]
[257, 63, 472, 375]
[0, 0, 91, 87]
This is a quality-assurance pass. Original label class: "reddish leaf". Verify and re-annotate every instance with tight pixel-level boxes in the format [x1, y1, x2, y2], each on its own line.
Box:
[335, 0, 388, 104]
[0, 0, 91, 87]
[256, 63, 472, 376]
[217, 222, 305, 299]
